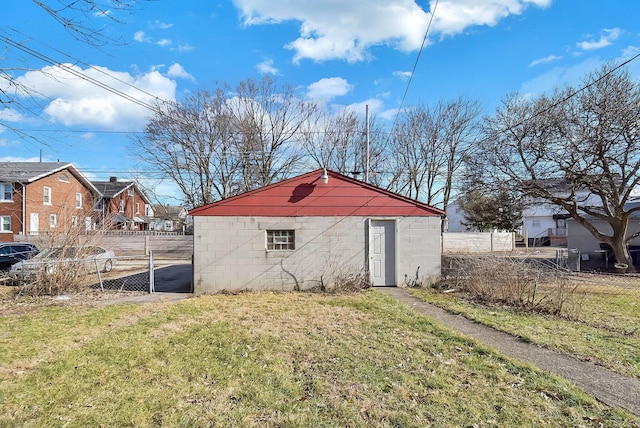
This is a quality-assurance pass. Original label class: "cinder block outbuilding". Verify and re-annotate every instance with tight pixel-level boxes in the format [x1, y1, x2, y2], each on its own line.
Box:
[189, 169, 444, 293]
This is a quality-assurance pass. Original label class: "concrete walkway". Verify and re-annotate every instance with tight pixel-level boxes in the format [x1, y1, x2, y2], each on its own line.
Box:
[378, 287, 640, 417]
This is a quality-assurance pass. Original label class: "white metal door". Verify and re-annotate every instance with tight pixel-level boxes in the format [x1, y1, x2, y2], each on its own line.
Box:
[370, 220, 396, 286]
[29, 213, 39, 235]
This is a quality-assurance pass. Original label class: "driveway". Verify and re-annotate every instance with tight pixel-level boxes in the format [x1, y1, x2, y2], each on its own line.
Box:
[153, 264, 192, 293]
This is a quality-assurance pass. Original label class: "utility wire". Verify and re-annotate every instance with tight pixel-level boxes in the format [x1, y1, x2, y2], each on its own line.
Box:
[0, 34, 162, 113]
[388, 0, 439, 139]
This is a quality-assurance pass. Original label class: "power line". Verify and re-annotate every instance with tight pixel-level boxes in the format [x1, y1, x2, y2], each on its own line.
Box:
[388, 0, 439, 139]
[494, 52, 640, 138]
[0, 33, 163, 113]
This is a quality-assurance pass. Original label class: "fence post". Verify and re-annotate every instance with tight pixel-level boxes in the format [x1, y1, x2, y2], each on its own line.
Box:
[149, 251, 155, 293]
[94, 259, 104, 292]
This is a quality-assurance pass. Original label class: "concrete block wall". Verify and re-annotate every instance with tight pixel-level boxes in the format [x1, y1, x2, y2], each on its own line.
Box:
[442, 232, 514, 253]
[396, 216, 442, 286]
[193, 215, 442, 294]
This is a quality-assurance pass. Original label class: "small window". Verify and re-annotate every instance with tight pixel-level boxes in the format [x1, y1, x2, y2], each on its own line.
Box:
[0, 216, 11, 232]
[119, 200, 124, 213]
[43, 187, 51, 205]
[135, 202, 140, 215]
[76, 192, 83, 208]
[59, 173, 70, 182]
[0, 183, 12, 201]
[49, 214, 57, 228]
[267, 230, 295, 250]
[531, 219, 540, 228]
[72, 216, 78, 227]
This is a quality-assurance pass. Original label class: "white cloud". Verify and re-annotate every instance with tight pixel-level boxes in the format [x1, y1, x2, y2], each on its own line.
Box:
[256, 59, 278, 75]
[133, 31, 151, 43]
[307, 77, 353, 101]
[577, 28, 621, 51]
[0, 108, 24, 122]
[0, 156, 41, 162]
[341, 98, 384, 118]
[433, 0, 551, 37]
[622, 45, 640, 58]
[529, 55, 561, 67]
[520, 57, 602, 99]
[393, 71, 412, 81]
[150, 20, 173, 30]
[167, 63, 195, 81]
[157, 39, 172, 47]
[12, 63, 178, 131]
[174, 44, 195, 53]
[232, 0, 552, 62]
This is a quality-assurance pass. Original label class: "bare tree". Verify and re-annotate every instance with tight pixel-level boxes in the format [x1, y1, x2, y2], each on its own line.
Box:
[132, 89, 241, 207]
[300, 109, 361, 173]
[476, 64, 640, 270]
[228, 76, 317, 192]
[387, 97, 481, 209]
[299, 108, 389, 184]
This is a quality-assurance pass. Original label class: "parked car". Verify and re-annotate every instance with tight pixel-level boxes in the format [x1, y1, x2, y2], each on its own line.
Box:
[10, 245, 115, 281]
[0, 242, 39, 273]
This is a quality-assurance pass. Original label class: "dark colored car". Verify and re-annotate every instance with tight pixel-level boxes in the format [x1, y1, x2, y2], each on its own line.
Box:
[0, 242, 40, 272]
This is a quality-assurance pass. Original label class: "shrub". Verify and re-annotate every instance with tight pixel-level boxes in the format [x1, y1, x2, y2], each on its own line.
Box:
[441, 255, 582, 318]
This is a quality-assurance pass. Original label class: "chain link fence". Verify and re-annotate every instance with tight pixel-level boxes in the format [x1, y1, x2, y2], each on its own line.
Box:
[2, 252, 192, 296]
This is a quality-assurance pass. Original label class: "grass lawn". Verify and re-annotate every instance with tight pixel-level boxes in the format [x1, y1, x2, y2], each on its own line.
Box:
[0, 290, 637, 427]
[410, 279, 640, 379]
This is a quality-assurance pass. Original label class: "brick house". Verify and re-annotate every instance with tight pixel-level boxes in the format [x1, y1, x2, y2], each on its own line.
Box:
[189, 169, 444, 294]
[92, 177, 152, 230]
[0, 162, 99, 242]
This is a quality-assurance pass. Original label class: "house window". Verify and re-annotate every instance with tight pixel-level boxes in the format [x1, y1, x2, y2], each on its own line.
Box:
[76, 192, 82, 208]
[0, 183, 12, 201]
[531, 219, 540, 228]
[49, 214, 57, 228]
[119, 200, 124, 213]
[135, 202, 140, 215]
[59, 173, 69, 182]
[0, 216, 10, 232]
[43, 187, 51, 205]
[72, 216, 78, 228]
[266, 230, 295, 250]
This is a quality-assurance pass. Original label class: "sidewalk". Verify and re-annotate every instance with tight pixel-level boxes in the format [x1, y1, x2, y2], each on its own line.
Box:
[378, 287, 640, 417]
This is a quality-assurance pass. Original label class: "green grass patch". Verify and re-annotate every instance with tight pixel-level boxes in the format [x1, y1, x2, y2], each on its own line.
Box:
[0, 291, 636, 427]
[410, 285, 640, 378]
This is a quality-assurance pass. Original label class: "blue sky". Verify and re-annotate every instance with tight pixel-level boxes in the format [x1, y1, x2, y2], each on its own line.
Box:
[2, 0, 640, 203]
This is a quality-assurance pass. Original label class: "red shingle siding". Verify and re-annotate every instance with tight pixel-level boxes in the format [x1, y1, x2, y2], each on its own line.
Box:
[190, 169, 444, 218]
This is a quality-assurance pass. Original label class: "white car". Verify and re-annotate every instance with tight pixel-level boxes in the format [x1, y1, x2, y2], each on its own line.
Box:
[10, 245, 115, 281]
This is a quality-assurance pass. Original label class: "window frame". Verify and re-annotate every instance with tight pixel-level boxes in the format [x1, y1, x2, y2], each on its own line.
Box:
[0, 183, 12, 202]
[49, 214, 57, 228]
[0, 215, 11, 232]
[75, 192, 82, 209]
[43, 186, 52, 205]
[266, 229, 295, 251]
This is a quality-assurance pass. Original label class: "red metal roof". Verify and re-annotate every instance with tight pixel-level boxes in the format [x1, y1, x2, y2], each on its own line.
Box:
[189, 169, 445, 217]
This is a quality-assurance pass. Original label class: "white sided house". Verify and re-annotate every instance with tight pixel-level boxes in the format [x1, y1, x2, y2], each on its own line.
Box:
[190, 169, 444, 294]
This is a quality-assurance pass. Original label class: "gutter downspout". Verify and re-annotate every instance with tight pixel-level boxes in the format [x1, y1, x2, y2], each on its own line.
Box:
[21, 184, 25, 235]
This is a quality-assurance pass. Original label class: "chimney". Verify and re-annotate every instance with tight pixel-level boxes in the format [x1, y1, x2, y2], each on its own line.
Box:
[109, 176, 117, 183]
